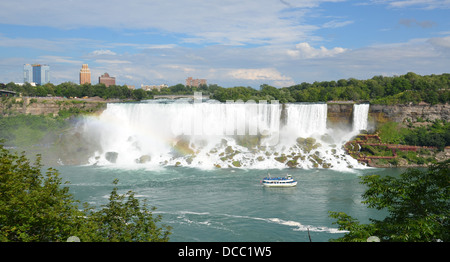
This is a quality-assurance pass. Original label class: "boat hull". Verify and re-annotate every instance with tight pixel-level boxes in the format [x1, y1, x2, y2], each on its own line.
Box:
[262, 181, 297, 187]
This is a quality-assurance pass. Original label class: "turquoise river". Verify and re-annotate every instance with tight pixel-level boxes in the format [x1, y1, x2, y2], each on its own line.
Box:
[56, 165, 404, 242]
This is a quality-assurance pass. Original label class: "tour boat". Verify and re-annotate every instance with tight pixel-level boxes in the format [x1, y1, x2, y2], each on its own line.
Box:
[262, 174, 297, 187]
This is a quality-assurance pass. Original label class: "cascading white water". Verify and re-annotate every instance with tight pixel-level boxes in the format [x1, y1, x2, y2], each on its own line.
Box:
[352, 104, 370, 132]
[284, 103, 328, 138]
[81, 100, 367, 170]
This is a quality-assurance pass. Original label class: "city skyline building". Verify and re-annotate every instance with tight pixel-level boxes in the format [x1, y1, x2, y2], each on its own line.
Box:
[32, 64, 50, 85]
[23, 64, 50, 85]
[99, 72, 115, 87]
[23, 64, 32, 83]
[186, 77, 206, 87]
[79, 64, 91, 85]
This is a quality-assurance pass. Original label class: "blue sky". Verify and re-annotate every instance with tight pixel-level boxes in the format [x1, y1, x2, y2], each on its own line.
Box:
[0, 0, 449, 88]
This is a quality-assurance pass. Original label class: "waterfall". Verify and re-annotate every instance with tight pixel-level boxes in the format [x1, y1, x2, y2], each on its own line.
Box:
[284, 103, 328, 138]
[81, 100, 365, 170]
[352, 104, 370, 132]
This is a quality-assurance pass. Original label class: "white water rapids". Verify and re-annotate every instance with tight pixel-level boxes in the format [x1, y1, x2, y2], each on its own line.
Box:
[80, 99, 370, 170]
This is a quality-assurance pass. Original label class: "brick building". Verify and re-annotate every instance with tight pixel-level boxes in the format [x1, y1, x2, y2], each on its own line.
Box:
[186, 77, 207, 87]
[99, 72, 116, 87]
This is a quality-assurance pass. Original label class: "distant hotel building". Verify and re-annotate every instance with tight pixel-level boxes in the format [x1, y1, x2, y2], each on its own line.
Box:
[79, 64, 91, 85]
[23, 64, 32, 83]
[24, 64, 50, 85]
[99, 72, 116, 87]
[186, 77, 207, 87]
[141, 84, 168, 91]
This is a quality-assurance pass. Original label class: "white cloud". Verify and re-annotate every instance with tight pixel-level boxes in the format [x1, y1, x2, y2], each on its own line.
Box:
[0, 0, 343, 46]
[27, 37, 450, 87]
[163, 65, 196, 73]
[373, 0, 450, 9]
[0, 34, 66, 52]
[228, 68, 294, 86]
[90, 50, 117, 56]
[139, 44, 177, 50]
[95, 59, 132, 64]
[322, 20, 354, 28]
[287, 42, 347, 58]
[1, 35, 448, 88]
[0, 34, 105, 54]
[287, 37, 449, 82]
[429, 36, 450, 49]
[110, 43, 177, 50]
[38, 55, 84, 65]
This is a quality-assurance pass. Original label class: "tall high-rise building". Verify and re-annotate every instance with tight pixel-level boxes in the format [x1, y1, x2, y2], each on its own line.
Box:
[32, 64, 50, 85]
[23, 64, 33, 83]
[79, 64, 91, 85]
[99, 72, 116, 87]
[23, 64, 50, 85]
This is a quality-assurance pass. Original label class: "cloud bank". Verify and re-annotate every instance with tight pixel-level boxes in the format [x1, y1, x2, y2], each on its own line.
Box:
[0, 0, 448, 87]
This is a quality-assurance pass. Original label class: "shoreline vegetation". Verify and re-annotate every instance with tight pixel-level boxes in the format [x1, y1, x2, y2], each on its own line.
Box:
[1, 72, 449, 167]
[1, 72, 449, 104]
[0, 143, 172, 242]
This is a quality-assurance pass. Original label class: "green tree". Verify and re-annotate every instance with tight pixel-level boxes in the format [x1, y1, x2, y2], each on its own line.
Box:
[424, 90, 440, 105]
[131, 89, 147, 101]
[80, 84, 94, 97]
[392, 77, 412, 92]
[82, 179, 171, 242]
[0, 146, 80, 241]
[329, 160, 449, 242]
[0, 144, 171, 242]
[170, 84, 188, 94]
[260, 84, 281, 100]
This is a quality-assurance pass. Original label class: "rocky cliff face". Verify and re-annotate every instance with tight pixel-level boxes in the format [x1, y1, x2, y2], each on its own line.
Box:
[326, 103, 353, 128]
[369, 103, 450, 123]
[0, 97, 106, 116]
[326, 102, 449, 129]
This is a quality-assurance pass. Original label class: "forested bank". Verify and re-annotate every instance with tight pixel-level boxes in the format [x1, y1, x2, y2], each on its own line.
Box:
[1, 82, 149, 100]
[212, 72, 450, 104]
[2, 72, 449, 104]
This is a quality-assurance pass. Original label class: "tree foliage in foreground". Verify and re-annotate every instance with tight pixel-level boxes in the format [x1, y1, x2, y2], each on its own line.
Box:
[329, 160, 449, 242]
[0, 144, 171, 242]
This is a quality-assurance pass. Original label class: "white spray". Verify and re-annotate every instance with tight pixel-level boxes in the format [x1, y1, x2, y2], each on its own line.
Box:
[81, 97, 369, 170]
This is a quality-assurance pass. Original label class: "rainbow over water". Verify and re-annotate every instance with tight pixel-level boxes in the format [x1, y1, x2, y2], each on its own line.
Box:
[79, 99, 370, 170]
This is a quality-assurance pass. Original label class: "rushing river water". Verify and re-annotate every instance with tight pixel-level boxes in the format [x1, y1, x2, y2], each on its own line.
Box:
[49, 100, 395, 242]
[56, 165, 404, 242]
